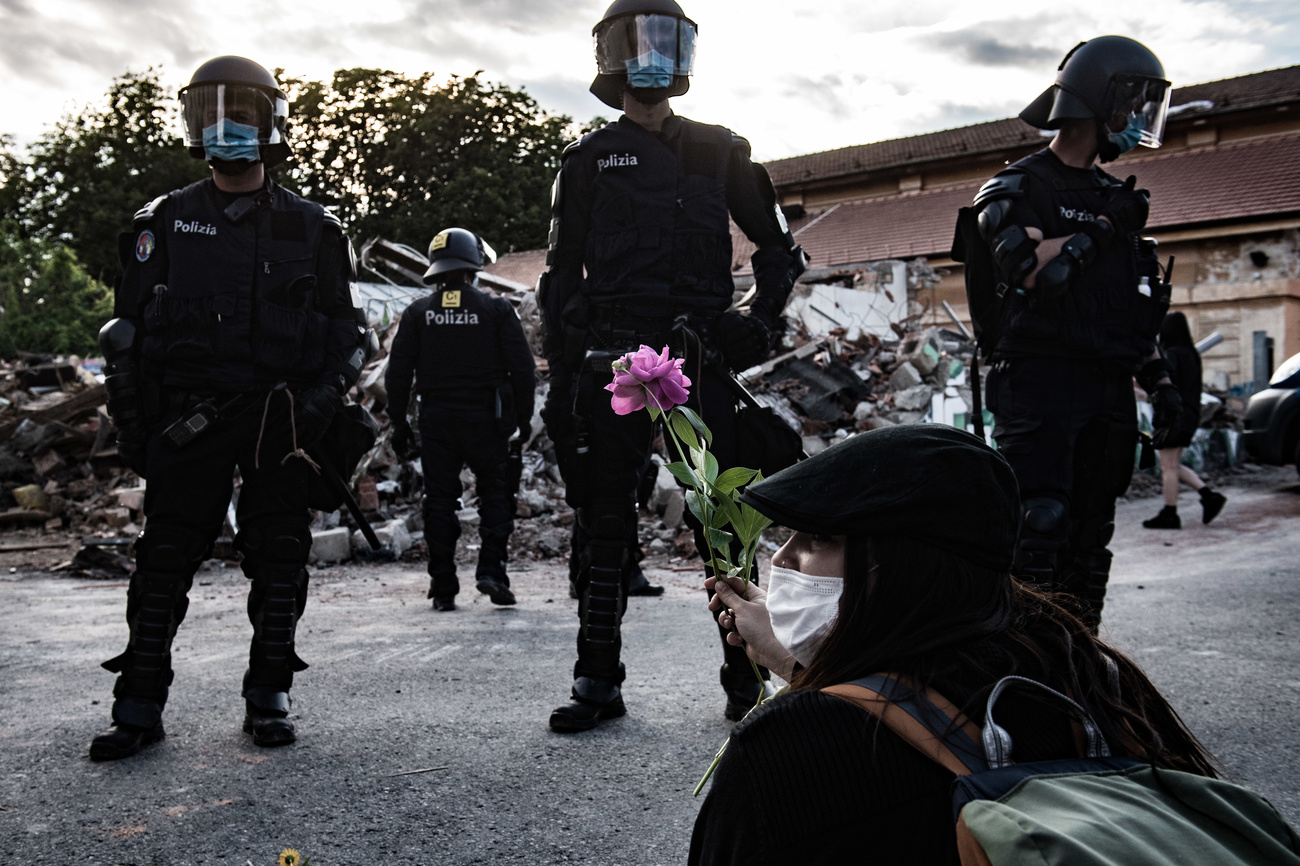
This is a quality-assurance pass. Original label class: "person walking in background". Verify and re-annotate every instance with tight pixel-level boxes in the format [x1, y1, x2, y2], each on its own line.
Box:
[1143, 312, 1227, 529]
[385, 228, 536, 611]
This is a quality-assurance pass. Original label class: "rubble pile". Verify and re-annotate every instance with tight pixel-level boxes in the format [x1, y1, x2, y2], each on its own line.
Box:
[749, 321, 979, 455]
[0, 354, 141, 538]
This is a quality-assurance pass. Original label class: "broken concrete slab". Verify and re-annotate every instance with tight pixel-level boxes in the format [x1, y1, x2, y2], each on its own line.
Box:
[888, 361, 923, 391]
[894, 385, 934, 412]
[310, 526, 352, 564]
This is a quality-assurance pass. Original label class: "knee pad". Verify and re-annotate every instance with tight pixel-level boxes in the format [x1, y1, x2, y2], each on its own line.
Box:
[133, 524, 210, 574]
[1014, 496, 1068, 587]
[236, 519, 312, 569]
[1073, 514, 1116, 552]
[422, 495, 461, 519]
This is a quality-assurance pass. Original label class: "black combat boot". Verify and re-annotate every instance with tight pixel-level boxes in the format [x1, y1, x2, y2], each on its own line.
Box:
[243, 686, 295, 747]
[549, 676, 626, 733]
[1199, 487, 1227, 524]
[475, 533, 516, 605]
[1143, 505, 1181, 529]
[89, 697, 166, 761]
[627, 561, 664, 597]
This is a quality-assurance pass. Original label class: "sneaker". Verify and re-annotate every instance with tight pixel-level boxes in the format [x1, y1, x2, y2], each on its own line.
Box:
[475, 576, 516, 606]
[1199, 488, 1227, 525]
[1142, 506, 1181, 530]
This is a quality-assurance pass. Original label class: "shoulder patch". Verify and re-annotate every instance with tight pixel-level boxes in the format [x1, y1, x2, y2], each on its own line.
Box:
[973, 173, 1026, 209]
[132, 194, 168, 226]
[134, 229, 156, 262]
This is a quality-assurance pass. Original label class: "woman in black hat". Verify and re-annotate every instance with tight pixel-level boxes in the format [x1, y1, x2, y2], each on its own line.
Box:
[689, 424, 1216, 865]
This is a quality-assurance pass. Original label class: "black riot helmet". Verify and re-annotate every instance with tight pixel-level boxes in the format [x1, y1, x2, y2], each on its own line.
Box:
[423, 228, 498, 284]
[178, 56, 291, 169]
[1020, 36, 1170, 162]
[591, 0, 698, 110]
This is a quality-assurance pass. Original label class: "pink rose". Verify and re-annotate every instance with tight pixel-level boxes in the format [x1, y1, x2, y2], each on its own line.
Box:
[605, 345, 692, 415]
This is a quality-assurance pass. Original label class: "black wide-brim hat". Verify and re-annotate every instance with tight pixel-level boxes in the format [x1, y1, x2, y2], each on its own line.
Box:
[739, 424, 1021, 571]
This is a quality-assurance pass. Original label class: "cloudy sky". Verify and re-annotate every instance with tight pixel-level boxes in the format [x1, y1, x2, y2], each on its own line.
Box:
[3, 0, 1300, 161]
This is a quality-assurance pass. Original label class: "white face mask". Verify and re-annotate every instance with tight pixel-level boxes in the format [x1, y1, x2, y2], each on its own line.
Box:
[766, 564, 844, 668]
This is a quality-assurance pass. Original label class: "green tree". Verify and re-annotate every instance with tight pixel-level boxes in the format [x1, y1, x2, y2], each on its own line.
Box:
[282, 69, 572, 254]
[1, 69, 207, 285]
[0, 222, 113, 359]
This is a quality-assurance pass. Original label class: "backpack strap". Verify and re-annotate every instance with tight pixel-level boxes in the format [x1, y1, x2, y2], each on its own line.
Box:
[823, 674, 988, 776]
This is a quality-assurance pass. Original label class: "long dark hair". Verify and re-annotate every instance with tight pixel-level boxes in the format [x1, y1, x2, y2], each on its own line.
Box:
[1159, 311, 1195, 350]
[790, 533, 1217, 777]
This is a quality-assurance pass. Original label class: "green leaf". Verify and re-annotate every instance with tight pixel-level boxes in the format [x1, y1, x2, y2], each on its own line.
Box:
[670, 412, 701, 453]
[714, 492, 744, 534]
[706, 528, 734, 552]
[702, 450, 719, 484]
[677, 406, 713, 446]
[713, 466, 758, 494]
[665, 461, 699, 489]
[684, 489, 707, 526]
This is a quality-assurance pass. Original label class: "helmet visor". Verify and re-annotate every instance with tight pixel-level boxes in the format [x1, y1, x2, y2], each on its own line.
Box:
[1109, 77, 1171, 148]
[594, 13, 697, 76]
[179, 83, 288, 148]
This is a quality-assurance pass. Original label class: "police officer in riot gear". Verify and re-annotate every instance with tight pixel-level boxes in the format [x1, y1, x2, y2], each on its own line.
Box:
[541, 0, 805, 732]
[385, 228, 536, 611]
[90, 56, 371, 760]
[972, 36, 1182, 630]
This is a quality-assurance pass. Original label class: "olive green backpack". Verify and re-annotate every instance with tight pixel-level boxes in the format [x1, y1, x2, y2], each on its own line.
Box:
[824, 674, 1300, 866]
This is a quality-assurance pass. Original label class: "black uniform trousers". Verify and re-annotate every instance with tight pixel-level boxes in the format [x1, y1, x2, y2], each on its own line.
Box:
[418, 396, 514, 598]
[105, 391, 315, 727]
[986, 357, 1137, 620]
[552, 348, 747, 684]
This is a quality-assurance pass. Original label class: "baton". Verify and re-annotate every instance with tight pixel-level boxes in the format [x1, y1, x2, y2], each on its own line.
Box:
[309, 446, 381, 550]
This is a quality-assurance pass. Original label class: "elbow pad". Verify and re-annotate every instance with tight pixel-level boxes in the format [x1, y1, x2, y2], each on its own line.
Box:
[974, 178, 1038, 289]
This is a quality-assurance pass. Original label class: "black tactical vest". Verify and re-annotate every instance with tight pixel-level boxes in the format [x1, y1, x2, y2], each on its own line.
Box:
[138, 179, 330, 390]
[579, 116, 738, 317]
[409, 283, 515, 395]
[995, 149, 1162, 366]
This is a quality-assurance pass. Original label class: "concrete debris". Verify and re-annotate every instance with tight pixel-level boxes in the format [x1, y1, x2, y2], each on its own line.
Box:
[0, 262, 1256, 575]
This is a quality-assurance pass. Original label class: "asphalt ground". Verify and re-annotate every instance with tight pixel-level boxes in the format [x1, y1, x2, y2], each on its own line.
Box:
[1, 467, 1298, 864]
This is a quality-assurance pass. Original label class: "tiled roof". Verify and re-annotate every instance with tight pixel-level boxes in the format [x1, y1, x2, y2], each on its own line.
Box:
[764, 65, 1300, 189]
[484, 249, 549, 288]
[735, 133, 1300, 272]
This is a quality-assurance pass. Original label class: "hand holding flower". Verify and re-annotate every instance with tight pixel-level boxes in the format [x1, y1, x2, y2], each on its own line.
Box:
[708, 574, 797, 681]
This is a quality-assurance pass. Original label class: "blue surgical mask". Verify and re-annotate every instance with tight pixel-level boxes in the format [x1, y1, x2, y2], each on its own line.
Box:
[626, 48, 674, 89]
[202, 118, 262, 163]
[1107, 113, 1144, 155]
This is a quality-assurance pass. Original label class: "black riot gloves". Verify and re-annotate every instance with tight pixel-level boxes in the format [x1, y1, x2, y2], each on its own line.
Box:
[1149, 382, 1183, 448]
[716, 312, 772, 372]
[293, 384, 344, 448]
[115, 424, 150, 478]
[1103, 176, 1150, 237]
[391, 419, 418, 459]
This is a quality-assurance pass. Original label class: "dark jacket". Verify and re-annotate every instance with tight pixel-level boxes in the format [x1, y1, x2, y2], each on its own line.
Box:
[540, 113, 799, 368]
[1165, 344, 1204, 434]
[690, 683, 1080, 866]
[115, 177, 365, 393]
[990, 148, 1165, 367]
[385, 279, 535, 434]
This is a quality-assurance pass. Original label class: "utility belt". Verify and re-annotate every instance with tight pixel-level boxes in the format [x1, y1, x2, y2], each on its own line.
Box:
[583, 307, 722, 360]
[418, 387, 498, 410]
